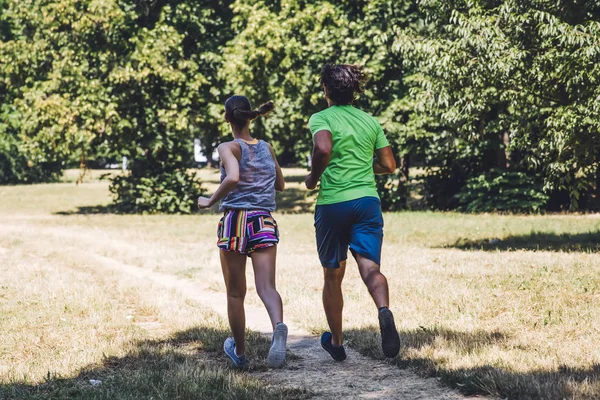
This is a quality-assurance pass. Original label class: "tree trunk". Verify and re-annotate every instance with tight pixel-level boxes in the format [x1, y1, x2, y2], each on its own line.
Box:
[203, 128, 218, 168]
[595, 157, 600, 210]
[495, 132, 509, 169]
[396, 154, 410, 209]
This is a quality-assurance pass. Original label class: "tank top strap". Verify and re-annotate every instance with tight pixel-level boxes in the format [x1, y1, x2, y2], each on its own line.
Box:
[233, 138, 261, 146]
[232, 138, 267, 161]
[231, 138, 247, 161]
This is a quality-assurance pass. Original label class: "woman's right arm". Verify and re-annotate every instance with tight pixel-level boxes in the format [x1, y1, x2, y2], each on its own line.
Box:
[198, 143, 241, 209]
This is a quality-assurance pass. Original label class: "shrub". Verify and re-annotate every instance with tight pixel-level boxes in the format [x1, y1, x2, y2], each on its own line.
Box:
[109, 169, 203, 214]
[0, 134, 61, 184]
[376, 174, 410, 211]
[455, 170, 549, 213]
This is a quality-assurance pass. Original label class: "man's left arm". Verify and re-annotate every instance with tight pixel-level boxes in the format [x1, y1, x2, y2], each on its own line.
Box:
[305, 130, 332, 190]
[373, 146, 396, 175]
[372, 123, 395, 175]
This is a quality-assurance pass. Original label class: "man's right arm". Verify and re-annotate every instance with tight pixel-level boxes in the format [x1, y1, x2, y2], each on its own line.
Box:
[305, 130, 332, 189]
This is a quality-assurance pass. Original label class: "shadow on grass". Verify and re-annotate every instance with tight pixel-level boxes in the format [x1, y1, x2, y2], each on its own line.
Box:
[276, 188, 315, 214]
[345, 326, 600, 399]
[282, 174, 308, 184]
[445, 231, 600, 252]
[54, 188, 315, 215]
[0, 326, 310, 400]
[55, 205, 116, 215]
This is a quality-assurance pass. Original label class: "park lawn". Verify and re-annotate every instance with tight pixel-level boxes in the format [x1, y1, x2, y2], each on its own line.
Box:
[1, 168, 599, 399]
[0, 236, 307, 400]
[0, 171, 309, 399]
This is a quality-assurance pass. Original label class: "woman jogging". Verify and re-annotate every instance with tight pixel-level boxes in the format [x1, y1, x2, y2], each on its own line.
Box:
[197, 95, 287, 369]
[305, 64, 400, 361]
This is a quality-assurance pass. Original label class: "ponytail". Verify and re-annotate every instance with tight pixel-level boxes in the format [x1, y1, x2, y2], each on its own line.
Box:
[225, 97, 274, 128]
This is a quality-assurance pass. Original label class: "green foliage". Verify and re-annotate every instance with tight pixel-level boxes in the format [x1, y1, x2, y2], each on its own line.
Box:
[2, 0, 599, 213]
[98, 1, 234, 212]
[0, 132, 61, 183]
[455, 170, 549, 213]
[394, 0, 600, 211]
[0, 0, 128, 182]
[376, 174, 411, 211]
[224, 0, 418, 164]
[0, 0, 230, 211]
[109, 169, 202, 214]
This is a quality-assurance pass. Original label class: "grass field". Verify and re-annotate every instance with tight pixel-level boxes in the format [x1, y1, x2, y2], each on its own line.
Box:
[1, 168, 599, 399]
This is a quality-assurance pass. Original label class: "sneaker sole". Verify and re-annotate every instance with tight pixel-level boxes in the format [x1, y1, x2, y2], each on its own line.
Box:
[379, 309, 400, 358]
[267, 323, 288, 368]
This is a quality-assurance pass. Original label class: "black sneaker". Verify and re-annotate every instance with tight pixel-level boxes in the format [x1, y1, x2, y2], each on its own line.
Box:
[378, 308, 400, 358]
[320, 332, 347, 361]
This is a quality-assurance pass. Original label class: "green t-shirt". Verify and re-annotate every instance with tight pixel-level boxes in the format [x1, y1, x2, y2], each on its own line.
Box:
[309, 105, 390, 205]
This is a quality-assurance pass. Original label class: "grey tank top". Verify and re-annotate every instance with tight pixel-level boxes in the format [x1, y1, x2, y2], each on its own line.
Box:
[219, 139, 277, 212]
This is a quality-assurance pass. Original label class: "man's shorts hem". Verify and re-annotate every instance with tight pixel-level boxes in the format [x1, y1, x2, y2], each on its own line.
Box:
[320, 254, 348, 269]
[349, 247, 381, 266]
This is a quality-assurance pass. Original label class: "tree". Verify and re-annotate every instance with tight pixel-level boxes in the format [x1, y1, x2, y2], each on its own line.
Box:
[4, 0, 597, 213]
[0, 0, 128, 183]
[393, 0, 600, 211]
[222, 0, 419, 209]
[104, 0, 235, 213]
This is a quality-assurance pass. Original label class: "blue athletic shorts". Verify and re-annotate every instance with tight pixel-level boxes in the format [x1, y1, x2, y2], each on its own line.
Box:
[314, 196, 384, 269]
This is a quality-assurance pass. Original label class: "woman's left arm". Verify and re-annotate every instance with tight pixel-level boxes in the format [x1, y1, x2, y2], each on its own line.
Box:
[267, 143, 285, 192]
[198, 143, 241, 208]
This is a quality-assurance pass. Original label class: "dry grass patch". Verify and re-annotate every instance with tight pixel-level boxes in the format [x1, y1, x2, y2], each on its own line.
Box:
[2, 174, 600, 399]
[0, 226, 308, 399]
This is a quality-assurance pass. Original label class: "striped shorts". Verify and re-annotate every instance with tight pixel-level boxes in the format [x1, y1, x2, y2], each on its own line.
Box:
[217, 210, 279, 255]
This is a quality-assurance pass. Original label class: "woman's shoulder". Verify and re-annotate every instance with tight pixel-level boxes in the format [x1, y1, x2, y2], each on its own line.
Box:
[259, 140, 277, 156]
[259, 139, 273, 148]
[218, 140, 244, 151]
[217, 140, 242, 159]
[218, 140, 239, 148]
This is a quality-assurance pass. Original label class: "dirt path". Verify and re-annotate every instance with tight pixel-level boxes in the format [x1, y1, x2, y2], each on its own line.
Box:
[82, 251, 479, 399]
[1, 221, 484, 399]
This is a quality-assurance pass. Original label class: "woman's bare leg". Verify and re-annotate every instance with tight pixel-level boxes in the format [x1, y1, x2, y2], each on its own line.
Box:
[220, 250, 248, 355]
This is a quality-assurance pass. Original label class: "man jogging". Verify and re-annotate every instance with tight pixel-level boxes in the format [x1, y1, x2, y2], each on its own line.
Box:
[305, 64, 400, 361]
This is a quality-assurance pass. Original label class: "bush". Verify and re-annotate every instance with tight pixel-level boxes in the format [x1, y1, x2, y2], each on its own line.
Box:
[376, 173, 410, 211]
[455, 170, 549, 213]
[0, 134, 61, 184]
[109, 169, 203, 214]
